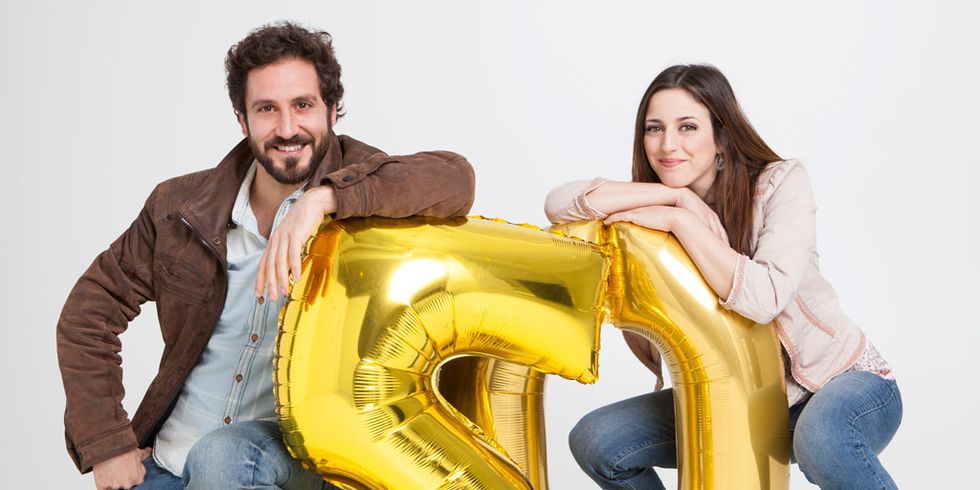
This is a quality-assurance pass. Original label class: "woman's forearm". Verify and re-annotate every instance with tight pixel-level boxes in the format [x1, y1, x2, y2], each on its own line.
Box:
[586, 181, 685, 215]
[670, 211, 740, 300]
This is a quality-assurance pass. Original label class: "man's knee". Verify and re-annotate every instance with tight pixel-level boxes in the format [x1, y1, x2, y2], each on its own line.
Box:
[184, 421, 286, 487]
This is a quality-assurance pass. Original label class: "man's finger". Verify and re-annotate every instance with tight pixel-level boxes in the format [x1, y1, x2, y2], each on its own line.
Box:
[256, 252, 268, 298]
[276, 235, 291, 296]
[266, 239, 280, 301]
[290, 239, 302, 283]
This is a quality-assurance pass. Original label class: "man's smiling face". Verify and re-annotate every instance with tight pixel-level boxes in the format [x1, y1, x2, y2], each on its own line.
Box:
[238, 57, 336, 185]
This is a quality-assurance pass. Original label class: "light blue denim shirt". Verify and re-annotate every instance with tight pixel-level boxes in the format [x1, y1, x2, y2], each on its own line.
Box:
[154, 162, 304, 475]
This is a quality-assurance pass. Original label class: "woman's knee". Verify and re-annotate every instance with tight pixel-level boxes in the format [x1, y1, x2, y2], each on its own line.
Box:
[568, 394, 674, 479]
[568, 408, 612, 465]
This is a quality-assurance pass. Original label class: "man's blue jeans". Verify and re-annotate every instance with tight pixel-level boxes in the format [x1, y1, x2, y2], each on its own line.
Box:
[569, 371, 902, 489]
[135, 420, 337, 489]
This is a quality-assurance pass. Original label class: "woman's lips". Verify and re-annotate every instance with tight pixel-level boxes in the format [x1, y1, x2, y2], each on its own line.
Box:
[659, 158, 685, 168]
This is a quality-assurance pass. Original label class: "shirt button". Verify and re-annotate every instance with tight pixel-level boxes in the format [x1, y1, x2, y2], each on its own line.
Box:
[223, 416, 231, 424]
[257, 296, 265, 305]
[250, 334, 259, 342]
[235, 374, 243, 382]
[212, 236, 222, 245]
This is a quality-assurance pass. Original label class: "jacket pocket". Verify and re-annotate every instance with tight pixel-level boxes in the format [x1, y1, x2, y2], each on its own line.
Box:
[154, 253, 210, 305]
[794, 274, 841, 337]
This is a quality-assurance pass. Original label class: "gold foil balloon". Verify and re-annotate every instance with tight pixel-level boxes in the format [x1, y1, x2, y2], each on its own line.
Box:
[275, 217, 606, 489]
[276, 217, 789, 490]
[557, 221, 790, 490]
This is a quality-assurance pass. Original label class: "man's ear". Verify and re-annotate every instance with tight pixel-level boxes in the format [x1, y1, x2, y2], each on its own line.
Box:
[329, 105, 337, 127]
[236, 111, 248, 137]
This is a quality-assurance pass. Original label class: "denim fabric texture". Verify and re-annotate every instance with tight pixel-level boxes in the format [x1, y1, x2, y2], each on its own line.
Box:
[569, 371, 902, 490]
[137, 421, 335, 489]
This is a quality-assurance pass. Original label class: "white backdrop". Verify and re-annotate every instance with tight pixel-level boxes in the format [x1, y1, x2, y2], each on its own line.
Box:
[2, 1, 977, 488]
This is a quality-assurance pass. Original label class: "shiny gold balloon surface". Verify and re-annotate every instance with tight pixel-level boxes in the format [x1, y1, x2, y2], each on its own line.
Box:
[277, 217, 789, 490]
[275, 217, 606, 490]
[557, 221, 790, 490]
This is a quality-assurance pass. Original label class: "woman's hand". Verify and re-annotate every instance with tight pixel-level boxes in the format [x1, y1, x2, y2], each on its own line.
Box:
[604, 205, 689, 233]
[604, 193, 729, 246]
[255, 186, 337, 301]
[673, 189, 730, 246]
[622, 331, 665, 391]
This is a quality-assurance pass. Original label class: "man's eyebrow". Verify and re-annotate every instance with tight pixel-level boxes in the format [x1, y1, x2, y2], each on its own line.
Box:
[250, 98, 277, 110]
[250, 94, 319, 110]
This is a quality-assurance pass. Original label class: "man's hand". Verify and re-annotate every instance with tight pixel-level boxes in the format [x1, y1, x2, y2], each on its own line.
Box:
[92, 447, 151, 490]
[256, 185, 337, 301]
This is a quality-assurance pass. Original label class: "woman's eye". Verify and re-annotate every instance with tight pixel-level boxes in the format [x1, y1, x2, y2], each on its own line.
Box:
[646, 125, 663, 133]
[680, 124, 697, 132]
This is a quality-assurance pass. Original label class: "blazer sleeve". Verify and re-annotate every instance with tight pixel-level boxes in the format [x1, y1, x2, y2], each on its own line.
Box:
[543, 178, 609, 224]
[720, 162, 816, 324]
[57, 189, 158, 472]
[322, 150, 476, 219]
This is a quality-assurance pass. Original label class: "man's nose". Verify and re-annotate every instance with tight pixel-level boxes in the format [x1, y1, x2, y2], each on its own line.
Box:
[276, 111, 299, 139]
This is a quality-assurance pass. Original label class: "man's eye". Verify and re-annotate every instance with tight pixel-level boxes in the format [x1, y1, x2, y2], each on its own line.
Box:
[258, 106, 275, 113]
[297, 102, 311, 109]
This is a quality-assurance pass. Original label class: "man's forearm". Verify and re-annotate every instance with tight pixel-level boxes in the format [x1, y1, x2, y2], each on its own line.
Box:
[326, 151, 475, 219]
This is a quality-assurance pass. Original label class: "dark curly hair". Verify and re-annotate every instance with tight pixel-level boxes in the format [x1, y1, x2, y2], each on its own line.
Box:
[225, 21, 344, 119]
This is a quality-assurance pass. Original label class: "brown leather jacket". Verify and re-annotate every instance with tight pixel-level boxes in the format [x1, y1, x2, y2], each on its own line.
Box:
[57, 132, 476, 473]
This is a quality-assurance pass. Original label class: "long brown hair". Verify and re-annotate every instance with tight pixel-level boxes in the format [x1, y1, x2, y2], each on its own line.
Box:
[631, 64, 781, 254]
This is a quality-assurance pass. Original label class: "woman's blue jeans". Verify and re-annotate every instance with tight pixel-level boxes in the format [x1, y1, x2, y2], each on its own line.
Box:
[135, 420, 337, 489]
[569, 371, 902, 489]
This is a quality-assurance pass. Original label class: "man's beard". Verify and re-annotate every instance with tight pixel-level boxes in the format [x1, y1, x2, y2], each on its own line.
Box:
[250, 130, 331, 185]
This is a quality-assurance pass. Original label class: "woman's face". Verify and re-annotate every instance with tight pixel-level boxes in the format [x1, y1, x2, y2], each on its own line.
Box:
[643, 88, 719, 198]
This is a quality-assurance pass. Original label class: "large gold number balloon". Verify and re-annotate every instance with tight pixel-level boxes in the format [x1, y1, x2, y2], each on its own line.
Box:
[275, 217, 790, 489]
[557, 221, 790, 490]
[275, 217, 605, 489]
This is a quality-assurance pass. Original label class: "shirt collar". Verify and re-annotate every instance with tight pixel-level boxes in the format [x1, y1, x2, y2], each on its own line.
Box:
[231, 161, 308, 228]
[231, 161, 258, 226]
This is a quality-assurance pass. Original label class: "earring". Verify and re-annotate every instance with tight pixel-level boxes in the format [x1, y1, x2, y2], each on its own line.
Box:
[715, 154, 725, 171]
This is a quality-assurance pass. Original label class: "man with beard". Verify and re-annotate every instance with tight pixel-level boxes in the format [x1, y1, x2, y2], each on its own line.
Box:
[57, 22, 475, 490]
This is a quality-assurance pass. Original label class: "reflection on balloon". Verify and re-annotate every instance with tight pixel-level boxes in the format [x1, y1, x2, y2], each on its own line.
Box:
[276, 217, 789, 489]
[275, 217, 605, 489]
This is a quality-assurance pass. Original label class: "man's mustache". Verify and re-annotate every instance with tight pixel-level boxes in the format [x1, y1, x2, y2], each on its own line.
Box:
[264, 135, 314, 150]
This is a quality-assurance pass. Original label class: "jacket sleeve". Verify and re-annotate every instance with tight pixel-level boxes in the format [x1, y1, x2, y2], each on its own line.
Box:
[322, 149, 476, 219]
[543, 178, 609, 224]
[720, 162, 816, 324]
[57, 189, 158, 473]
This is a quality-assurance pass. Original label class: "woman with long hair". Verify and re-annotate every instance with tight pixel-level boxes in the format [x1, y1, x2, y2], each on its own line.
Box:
[545, 64, 902, 489]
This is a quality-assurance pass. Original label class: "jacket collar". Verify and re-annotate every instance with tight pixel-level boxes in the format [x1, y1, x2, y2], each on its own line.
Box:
[309, 127, 343, 185]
